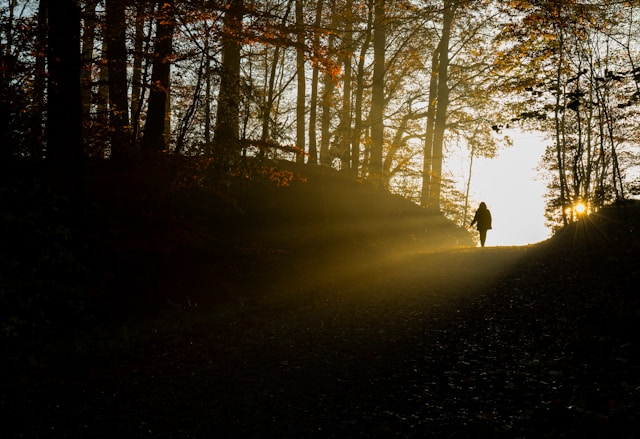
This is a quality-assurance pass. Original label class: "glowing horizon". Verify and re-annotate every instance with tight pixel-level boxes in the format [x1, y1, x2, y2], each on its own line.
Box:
[464, 131, 551, 247]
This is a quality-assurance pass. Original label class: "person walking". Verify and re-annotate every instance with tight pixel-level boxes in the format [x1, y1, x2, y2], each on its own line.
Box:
[470, 202, 492, 247]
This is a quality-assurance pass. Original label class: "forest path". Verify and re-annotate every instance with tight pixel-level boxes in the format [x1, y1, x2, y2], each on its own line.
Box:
[9, 244, 582, 438]
[250, 244, 534, 326]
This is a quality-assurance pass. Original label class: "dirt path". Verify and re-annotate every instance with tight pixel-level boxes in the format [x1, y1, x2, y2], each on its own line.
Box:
[4, 244, 639, 438]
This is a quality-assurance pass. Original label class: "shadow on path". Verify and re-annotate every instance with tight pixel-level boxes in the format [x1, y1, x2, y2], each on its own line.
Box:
[5, 234, 639, 438]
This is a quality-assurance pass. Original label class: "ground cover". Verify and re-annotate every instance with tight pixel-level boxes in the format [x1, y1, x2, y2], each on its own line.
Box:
[2, 159, 639, 437]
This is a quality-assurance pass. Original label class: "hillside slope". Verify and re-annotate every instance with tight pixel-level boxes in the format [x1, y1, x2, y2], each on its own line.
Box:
[85, 158, 473, 316]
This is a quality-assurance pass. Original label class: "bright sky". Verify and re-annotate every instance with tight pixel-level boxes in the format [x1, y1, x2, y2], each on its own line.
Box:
[464, 131, 551, 247]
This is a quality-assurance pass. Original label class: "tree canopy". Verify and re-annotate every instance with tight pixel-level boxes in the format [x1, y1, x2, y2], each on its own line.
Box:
[1, 0, 639, 226]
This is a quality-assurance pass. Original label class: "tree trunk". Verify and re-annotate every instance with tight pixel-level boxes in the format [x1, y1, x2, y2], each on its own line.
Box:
[164, 79, 172, 146]
[33, 0, 48, 157]
[80, 0, 97, 131]
[383, 112, 412, 184]
[1, 0, 17, 161]
[204, 33, 212, 148]
[553, 30, 568, 225]
[131, 0, 151, 147]
[319, 63, 334, 165]
[105, 0, 131, 159]
[352, 0, 373, 177]
[420, 46, 439, 207]
[175, 53, 204, 154]
[307, 0, 323, 165]
[141, 0, 175, 154]
[97, 37, 109, 145]
[320, 0, 336, 166]
[428, 0, 455, 210]
[295, 0, 306, 163]
[261, 45, 278, 147]
[463, 135, 476, 226]
[214, 0, 244, 160]
[46, 0, 83, 199]
[341, 0, 353, 172]
[0, 0, 27, 162]
[369, 0, 385, 184]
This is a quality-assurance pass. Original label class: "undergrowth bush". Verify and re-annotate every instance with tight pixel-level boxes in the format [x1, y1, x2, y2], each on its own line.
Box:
[1, 178, 90, 352]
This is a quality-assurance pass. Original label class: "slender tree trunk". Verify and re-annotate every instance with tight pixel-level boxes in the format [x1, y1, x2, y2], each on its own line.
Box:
[596, 109, 607, 207]
[272, 48, 288, 159]
[105, 0, 130, 159]
[553, 30, 568, 225]
[214, 0, 244, 160]
[307, 0, 323, 165]
[46, 0, 83, 199]
[573, 103, 583, 202]
[164, 79, 171, 145]
[320, 0, 336, 166]
[611, 141, 625, 201]
[131, 1, 150, 147]
[1, 0, 17, 160]
[428, 0, 455, 209]
[261, 44, 278, 147]
[420, 46, 439, 207]
[97, 37, 109, 147]
[383, 112, 411, 183]
[604, 105, 624, 201]
[352, 0, 373, 177]
[369, 0, 385, 184]
[319, 63, 334, 165]
[33, 0, 48, 157]
[341, 0, 353, 172]
[80, 0, 97, 141]
[175, 53, 204, 154]
[584, 85, 594, 202]
[131, 2, 155, 148]
[141, 0, 175, 154]
[204, 33, 212, 148]
[295, 0, 306, 163]
[463, 137, 476, 226]
[308, 67, 319, 164]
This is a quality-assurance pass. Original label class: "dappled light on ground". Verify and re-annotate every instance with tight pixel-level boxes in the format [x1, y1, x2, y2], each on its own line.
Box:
[255, 223, 534, 321]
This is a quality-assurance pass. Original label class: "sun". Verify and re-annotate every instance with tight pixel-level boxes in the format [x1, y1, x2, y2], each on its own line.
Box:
[574, 201, 587, 215]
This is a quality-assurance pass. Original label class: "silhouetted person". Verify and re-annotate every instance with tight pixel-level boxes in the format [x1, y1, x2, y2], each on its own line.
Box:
[470, 202, 492, 247]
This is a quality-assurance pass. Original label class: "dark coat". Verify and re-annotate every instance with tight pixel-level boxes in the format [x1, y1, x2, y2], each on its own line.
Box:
[471, 205, 492, 231]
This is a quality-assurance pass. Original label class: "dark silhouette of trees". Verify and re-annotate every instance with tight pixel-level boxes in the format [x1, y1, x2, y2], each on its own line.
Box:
[1, 0, 639, 228]
[494, 0, 638, 228]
